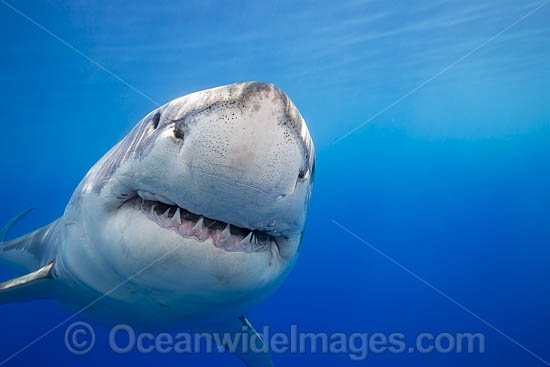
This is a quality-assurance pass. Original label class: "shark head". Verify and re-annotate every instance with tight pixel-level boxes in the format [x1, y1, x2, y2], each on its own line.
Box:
[60, 82, 315, 321]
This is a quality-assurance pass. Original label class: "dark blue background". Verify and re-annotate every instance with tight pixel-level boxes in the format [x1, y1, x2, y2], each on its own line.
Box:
[1, 0, 549, 365]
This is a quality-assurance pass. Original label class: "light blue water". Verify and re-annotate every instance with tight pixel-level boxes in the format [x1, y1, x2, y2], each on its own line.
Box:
[1, 0, 549, 365]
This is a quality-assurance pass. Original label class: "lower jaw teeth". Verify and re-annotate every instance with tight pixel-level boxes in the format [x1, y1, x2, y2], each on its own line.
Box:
[137, 198, 272, 253]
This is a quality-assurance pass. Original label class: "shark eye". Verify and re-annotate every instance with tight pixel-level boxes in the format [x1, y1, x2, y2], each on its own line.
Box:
[174, 128, 185, 140]
[298, 159, 315, 182]
[151, 112, 161, 129]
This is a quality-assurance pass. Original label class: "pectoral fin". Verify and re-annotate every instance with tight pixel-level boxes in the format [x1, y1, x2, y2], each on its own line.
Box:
[234, 316, 273, 367]
[0, 260, 57, 305]
[0, 208, 33, 242]
[0, 209, 59, 273]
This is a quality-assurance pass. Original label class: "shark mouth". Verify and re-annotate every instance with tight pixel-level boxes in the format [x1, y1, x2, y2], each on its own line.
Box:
[132, 190, 281, 254]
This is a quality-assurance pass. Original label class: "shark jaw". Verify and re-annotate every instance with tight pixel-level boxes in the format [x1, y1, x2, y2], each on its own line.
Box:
[129, 190, 282, 255]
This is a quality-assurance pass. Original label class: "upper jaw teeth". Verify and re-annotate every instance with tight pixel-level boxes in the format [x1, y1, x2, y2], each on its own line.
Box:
[133, 192, 276, 253]
[192, 217, 204, 232]
[219, 225, 231, 247]
[173, 207, 182, 224]
[241, 231, 253, 244]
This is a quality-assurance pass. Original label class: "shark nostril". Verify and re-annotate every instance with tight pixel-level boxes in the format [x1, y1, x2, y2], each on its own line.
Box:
[151, 112, 161, 129]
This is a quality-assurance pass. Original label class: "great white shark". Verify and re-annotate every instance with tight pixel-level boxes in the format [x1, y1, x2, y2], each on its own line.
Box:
[0, 82, 315, 366]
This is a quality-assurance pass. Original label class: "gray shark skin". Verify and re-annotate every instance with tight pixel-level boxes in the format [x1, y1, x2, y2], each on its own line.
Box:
[0, 82, 315, 366]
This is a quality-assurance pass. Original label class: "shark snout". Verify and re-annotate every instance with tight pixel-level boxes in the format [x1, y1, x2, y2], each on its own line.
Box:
[177, 82, 310, 196]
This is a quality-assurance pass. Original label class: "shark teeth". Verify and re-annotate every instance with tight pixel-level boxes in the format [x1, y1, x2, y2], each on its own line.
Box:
[160, 207, 171, 218]
[241, 231, 253, 244]
[135, 195, 276, 253]
[192, 217, 204, 232]
[173, 207, 182, 224]
[219, 225, 231, 248]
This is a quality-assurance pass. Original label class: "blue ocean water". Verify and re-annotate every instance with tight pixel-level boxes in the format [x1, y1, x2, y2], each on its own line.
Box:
[1, 0, 549, 365]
